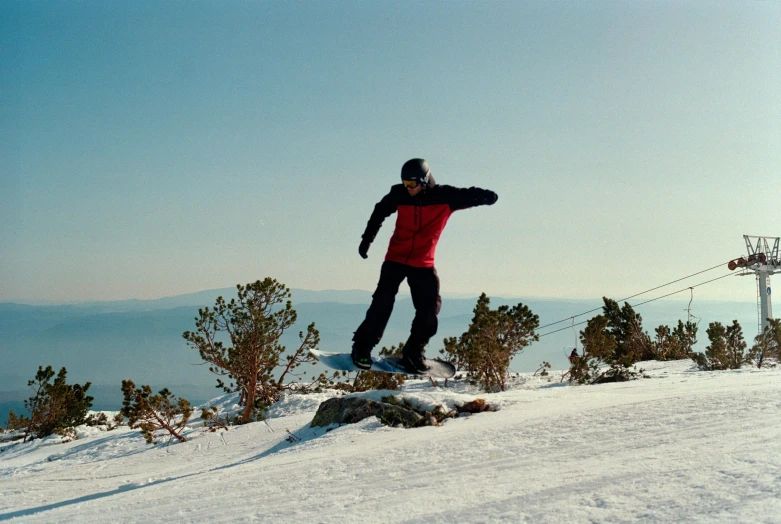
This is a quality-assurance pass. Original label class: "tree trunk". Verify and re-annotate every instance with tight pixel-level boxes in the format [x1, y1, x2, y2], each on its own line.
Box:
[241, 373, 258, 422]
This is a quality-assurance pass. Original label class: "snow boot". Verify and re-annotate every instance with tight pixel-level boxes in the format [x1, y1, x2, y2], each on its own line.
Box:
[351, 345, 373, 370]
[399, 353, 430, 374]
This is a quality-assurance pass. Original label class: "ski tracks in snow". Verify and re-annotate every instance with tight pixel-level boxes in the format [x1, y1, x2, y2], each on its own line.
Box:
[1, 362, 780, 522]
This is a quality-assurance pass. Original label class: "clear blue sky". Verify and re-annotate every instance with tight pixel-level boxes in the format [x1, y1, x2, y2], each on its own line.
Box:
[2, 1, 779, 303]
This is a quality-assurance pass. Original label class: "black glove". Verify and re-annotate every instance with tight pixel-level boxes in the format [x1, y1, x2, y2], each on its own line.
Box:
[358, 238, 371, 259]
[480, 191, 498, 206]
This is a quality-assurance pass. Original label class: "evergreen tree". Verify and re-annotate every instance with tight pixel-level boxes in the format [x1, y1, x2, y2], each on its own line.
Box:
[22, 366, 93, 441]
[5, 410, 30, 432]
[200, 406, 231, 432]
[749, 318, 781, 368]
[672, 320, 699, 358]
[602, 298, 654, 363]
[652, 320, 698, 361]
[695, 322, 728, 370]
[441, 293, 539, 392]
[120, 380, 192, 444]
[693, 320, 748, 370]
[725, 319, 748, 367]
[652, 325, 675, 360]
[570, 315, 616, 384]
[183, 278, 334, 423]
[580, 315, 617, 361]
[570, 314, 643, 384]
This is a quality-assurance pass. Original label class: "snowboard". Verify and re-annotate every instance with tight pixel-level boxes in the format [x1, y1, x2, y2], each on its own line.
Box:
[309, 349, 456, 379]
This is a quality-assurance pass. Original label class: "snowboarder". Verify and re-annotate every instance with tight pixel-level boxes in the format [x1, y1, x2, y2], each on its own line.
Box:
[352, 158, 498, 373]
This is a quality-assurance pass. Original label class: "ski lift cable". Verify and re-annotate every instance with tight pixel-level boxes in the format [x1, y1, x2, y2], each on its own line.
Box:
[537, 271, 736, 338]
[629, 272, 734, 308]
[535, 259, 736, 332]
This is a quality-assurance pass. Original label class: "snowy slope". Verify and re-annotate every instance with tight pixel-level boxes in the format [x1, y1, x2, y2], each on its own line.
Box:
[1, 361, 780, 523]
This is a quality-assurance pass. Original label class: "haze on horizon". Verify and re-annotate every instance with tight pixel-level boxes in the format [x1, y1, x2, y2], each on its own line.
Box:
[2, 2, 779, 305]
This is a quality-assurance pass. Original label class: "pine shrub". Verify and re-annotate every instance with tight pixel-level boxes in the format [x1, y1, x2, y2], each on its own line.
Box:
[84, 412, 123, 431]
[183, 278, 338, 423]
[651, 320, 698, 361]
[441, 293, 539, 392]
[22, 366, 93, 441]
[601, 298, 654, 363]
[200, 406, 231, 432]
[692, 320, 749, 370]
[5, 411, 30, 432]
[749, 318, 781, 368]
[121, 380, 193, 444]
[570, 315, 645, 384]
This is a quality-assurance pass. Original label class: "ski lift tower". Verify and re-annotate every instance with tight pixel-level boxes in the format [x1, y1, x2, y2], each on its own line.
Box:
[727, 235, 781, 335]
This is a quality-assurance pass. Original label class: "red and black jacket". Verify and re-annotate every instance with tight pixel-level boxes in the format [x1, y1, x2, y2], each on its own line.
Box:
[361, 177, 498, 268]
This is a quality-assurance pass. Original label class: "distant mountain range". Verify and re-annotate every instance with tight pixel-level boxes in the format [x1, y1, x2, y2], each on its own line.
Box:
[0, 287, 759, 420]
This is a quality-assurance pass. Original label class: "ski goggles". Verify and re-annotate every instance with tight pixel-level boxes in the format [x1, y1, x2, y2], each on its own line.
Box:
[402, 179, 420, 189]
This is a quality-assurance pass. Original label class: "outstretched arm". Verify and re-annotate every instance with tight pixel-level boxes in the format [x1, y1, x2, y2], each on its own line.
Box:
[447, 186, 498, 211]
[358, 190, 397, 259]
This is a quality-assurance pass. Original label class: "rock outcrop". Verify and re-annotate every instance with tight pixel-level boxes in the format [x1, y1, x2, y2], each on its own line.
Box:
[310, 396, 494, 429]
[310, 397, 423, 428]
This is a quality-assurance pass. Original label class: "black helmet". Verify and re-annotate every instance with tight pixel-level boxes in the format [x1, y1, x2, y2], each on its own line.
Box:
[400, 158, 431, 184]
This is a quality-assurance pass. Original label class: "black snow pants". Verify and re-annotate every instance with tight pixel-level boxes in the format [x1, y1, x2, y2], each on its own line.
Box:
[352, 260, 442, 358]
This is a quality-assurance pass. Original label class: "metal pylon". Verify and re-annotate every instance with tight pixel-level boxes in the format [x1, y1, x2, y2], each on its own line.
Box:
[727, 235, 780, 336]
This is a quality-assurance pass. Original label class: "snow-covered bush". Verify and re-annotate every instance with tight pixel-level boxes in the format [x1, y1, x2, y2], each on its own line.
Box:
[85, 412, 124, 431]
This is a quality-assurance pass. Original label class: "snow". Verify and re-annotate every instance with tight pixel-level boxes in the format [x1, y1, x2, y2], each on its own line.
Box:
[2, 361, 780, 523]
